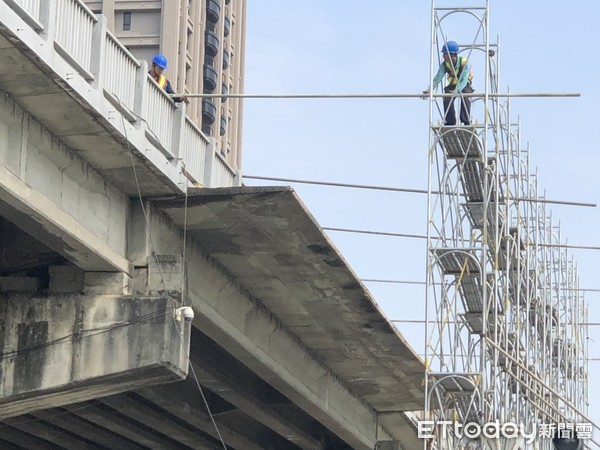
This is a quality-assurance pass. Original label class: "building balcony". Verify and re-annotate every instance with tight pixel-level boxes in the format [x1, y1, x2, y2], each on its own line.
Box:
[224, 16, 231, 37]
[202, 99, 217, 125]
[206, 0, 221, 24]
[205, 30, 219, 58]
[220, 116, 227, 136]
[221, 82, 228, 102]
[223, 48, 230, 70]
[203, 64, 218, 92]
[201, 123, 212, 136]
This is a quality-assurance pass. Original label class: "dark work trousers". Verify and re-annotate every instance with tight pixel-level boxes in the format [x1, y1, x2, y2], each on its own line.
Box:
[443, 84, 473, 125]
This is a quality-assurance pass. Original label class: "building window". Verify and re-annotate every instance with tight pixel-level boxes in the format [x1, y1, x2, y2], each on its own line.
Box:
[123, 12, 132, 31]
[187, 27, 193, 53]
[185, 63, 191, 86]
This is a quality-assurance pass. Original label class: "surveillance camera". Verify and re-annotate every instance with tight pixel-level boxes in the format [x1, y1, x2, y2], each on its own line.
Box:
[175, 306, 194, 322]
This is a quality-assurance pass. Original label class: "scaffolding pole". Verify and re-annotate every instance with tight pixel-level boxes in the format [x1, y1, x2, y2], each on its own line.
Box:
[424, 1, 589, 449]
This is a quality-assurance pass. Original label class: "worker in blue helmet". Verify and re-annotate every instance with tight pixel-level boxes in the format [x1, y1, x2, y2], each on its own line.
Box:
[422, 41, 474, 126]
[148, 54, 188, 103]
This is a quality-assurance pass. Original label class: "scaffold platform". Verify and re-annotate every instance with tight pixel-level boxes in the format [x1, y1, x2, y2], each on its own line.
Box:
[462, 202, 504, 231]
[462, 311, 501, 336]
[433, 125, 482, 159]
[457, 273, 494, 313]
[429, 372, 480, 393]
[432, 248, 480, 275]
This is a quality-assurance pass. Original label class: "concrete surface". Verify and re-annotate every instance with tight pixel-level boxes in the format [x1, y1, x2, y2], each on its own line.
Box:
[149, 186, 425, 448]
[0, 291, 190, 419]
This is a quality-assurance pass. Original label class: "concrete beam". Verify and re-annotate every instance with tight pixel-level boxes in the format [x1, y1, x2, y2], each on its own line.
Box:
[0, 293, 190, 419]
[185, 332, 323, 450]
[140, 386, 267, 450]
[0, 425, 59, 450]
[100, 395, 220, 449]
[0, 217, 65, 274]
[378, 413, 423, 450]
[191, 364, 322, 449]
[186, 259, 386, 449]
[130, 204, 391, 450]
[155, 187, 424, 412]
[64, 403, 188, 449]
[0, 92, 131, 273]
[3, 417, 101, 450]
[30, 409, 148, 450]
[0, 145, 131, 274]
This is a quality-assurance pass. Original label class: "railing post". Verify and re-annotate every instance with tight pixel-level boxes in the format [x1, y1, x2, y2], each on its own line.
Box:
[133, 61, 149, 128]
[39, 0, 57, 43]
[171, 103, 185, 160]
[233, 167, 242, 187]
[203, 137, 216, 187]
[90, 14, 107, 90]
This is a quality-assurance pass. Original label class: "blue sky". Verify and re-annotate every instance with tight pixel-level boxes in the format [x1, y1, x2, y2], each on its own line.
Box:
[242, 0, 600, 433]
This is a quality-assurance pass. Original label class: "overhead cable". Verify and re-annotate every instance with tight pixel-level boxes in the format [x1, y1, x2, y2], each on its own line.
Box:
[243, 175, 596, 208]
[323, 227, 427, 240]
[361, 278, 600, 292]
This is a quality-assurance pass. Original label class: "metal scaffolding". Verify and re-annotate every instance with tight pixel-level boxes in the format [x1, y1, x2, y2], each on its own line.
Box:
[424, 1, 589, 449]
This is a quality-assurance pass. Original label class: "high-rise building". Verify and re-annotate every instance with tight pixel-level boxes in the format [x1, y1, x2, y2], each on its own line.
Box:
[85, 0, 246, 170]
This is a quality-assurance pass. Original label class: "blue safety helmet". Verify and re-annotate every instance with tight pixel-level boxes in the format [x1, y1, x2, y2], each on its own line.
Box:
[442, 41, 459, 54]
[152, 54, 168, 69]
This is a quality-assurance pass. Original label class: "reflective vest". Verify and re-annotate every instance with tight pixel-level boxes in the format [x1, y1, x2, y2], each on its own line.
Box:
[444, 56, 473, 86]
[157, 75, 168, 89]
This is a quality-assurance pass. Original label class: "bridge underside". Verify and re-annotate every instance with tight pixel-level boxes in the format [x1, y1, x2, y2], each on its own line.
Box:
[0, 325, 355, 450]
[0, 186, 425, 449]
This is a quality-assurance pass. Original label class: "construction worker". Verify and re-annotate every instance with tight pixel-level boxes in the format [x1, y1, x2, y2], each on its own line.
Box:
[423, 41, 474, 126]
[148, 54, 189, 103]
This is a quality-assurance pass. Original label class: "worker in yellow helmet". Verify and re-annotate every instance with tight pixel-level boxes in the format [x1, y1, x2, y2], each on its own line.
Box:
[423, 41, 474, 126]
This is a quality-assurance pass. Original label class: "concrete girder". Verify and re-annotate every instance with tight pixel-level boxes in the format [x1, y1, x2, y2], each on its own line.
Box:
[100, 394, 220, 449]
[129, 202, 393, 450]
[186, 263, 385, 450]
[154, 187, 424, 412]
[0, 424, 60, 450]
[0, 89, 131, 274]
[2, 416, 100, 450]
[190, 362, 322, 449]
[0, 293, 190, 419]
[29, 409, 148, 450]
[139, 386, 267, 450]
[64, 403, 189, 449]
[0, 160, 131, 273]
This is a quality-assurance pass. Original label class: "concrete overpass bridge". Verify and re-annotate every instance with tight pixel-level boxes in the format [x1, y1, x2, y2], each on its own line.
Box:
[0, 1, 424, 448]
